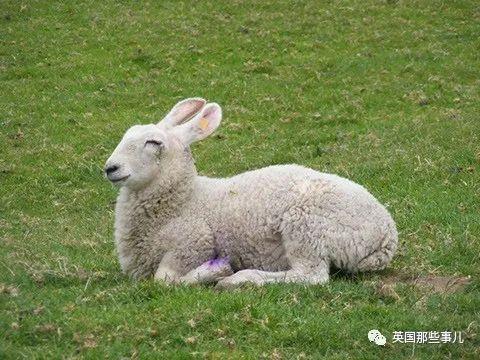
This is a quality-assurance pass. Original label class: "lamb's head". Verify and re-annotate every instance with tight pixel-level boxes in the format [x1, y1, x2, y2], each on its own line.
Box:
[104, 98, 222, 190]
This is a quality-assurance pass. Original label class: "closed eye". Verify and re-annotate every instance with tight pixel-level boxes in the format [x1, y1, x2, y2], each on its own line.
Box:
[145, 140, 163, 146]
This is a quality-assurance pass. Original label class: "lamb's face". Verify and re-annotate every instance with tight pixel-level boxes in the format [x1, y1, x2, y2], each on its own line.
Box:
[104, 124, 179, 190]
[104, 98, 222, 191]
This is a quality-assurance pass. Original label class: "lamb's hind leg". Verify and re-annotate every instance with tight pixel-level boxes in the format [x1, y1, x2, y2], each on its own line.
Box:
[216, 211, 332, 289]
[216, 232, 330, 289]
[215, 260, 329, 289]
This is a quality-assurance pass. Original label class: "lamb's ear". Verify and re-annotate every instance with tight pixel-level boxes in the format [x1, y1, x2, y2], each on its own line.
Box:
[158, 97, 206, 129]
[171, 103, 222, 145]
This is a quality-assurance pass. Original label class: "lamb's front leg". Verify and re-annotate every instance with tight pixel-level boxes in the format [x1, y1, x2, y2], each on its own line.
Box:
[154, 220, 226, 285]
[154, 251, 184, 284]
[180, 257, 233, 285]
[154, 251, 233, 285]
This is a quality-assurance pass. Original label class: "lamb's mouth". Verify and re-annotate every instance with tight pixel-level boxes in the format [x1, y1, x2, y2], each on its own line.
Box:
[110, 175, 130, 183]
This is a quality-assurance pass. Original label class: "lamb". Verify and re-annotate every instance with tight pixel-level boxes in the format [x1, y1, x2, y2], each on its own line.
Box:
[104, 98, 398, 288]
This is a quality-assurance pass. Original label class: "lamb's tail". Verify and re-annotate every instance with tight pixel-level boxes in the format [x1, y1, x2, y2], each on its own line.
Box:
[356, 221, 398, 272]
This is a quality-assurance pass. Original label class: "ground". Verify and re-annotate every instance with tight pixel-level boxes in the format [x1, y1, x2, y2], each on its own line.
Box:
[1, 0, 479, 358]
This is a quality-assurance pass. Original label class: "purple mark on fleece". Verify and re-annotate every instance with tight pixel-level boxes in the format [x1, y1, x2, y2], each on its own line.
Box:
[207, 257, 230, 268]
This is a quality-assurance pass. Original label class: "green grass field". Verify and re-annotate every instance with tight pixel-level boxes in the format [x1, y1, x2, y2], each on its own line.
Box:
[1, 0, 479, 358]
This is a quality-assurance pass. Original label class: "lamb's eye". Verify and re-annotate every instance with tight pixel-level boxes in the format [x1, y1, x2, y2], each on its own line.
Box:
[145, 140, 163, 147]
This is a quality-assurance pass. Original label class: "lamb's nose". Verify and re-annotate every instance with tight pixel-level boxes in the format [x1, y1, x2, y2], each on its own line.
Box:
[105, 164, 119, 175]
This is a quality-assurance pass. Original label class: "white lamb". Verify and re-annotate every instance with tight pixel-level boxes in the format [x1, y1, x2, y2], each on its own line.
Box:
[105, 98, 398, 288]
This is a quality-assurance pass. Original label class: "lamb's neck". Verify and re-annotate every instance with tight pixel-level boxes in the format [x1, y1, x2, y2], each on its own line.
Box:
[132, 176, 194, 222]
[114, 175, 195, 279]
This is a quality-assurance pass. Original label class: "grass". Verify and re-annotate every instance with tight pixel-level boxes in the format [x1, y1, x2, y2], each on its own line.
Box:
[1, 0, 479, 358]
